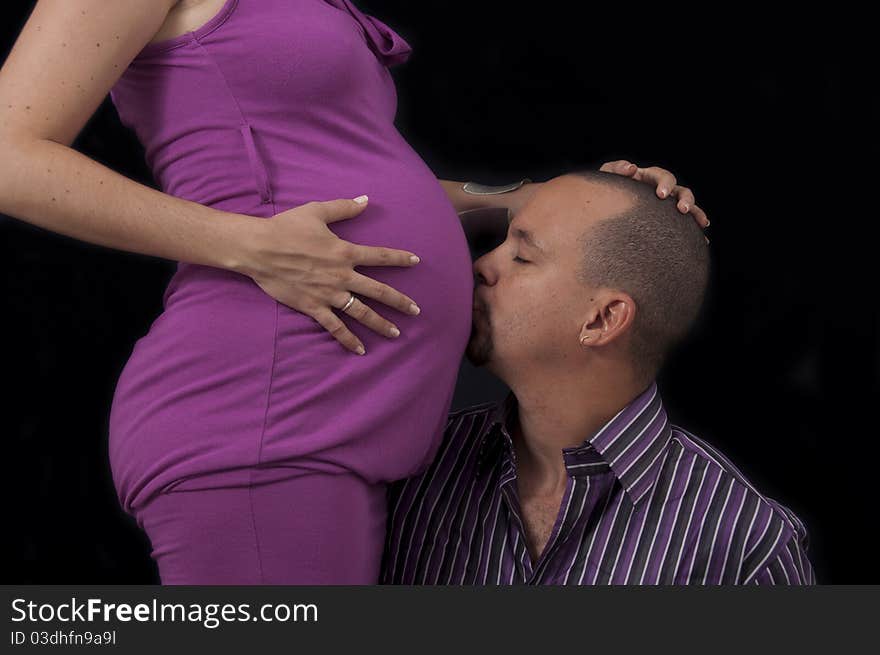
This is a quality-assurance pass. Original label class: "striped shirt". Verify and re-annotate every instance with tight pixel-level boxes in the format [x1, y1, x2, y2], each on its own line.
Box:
[381, 382, 815, 585]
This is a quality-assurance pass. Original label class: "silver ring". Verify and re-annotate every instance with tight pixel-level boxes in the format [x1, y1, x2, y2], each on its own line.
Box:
[340, 293, 356, 313]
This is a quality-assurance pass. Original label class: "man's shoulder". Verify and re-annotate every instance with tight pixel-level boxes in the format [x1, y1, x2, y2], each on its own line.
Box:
[388, 400, 500, 496]
[428, 400, 501, 470]
[667, 423, 811, 572]
[429, 398, 498, 443]
[447, 399, 501, 421]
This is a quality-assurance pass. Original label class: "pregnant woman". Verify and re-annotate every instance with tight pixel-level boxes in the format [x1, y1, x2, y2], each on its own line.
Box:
[0, 0, 706, 584]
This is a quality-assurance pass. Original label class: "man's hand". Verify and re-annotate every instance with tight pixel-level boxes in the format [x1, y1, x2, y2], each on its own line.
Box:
[599, 160, 710, 232]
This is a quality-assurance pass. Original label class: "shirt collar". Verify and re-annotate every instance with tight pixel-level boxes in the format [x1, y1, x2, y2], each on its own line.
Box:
[476, 382, 672, 507]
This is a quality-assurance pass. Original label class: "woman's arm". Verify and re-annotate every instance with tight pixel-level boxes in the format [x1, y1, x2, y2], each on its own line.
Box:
[438, 178, 538, 217]
[0, 0, 253, 270]
[0, 0, 422, 356]
[0, 135, 257, 271]
[441, 162, 709, 229]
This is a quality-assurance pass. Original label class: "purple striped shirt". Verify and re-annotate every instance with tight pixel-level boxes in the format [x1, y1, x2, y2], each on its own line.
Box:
[381, 382, 814, 585]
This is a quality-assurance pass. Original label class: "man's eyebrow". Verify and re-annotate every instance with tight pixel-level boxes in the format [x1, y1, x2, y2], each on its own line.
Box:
[507, 209, 547, 253]
[512, 227, 545, 253]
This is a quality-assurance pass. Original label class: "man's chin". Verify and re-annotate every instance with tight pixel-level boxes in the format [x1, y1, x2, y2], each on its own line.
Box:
[465, 311, 494, 367]
[465, 337, 492, 368]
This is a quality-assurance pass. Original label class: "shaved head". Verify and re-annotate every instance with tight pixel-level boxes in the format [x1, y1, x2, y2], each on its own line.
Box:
[567, 170, 710, 380]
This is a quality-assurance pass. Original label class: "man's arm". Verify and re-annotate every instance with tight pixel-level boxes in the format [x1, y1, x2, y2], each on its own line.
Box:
[742, 534, 816, 585]
[378, 480, 407, 584]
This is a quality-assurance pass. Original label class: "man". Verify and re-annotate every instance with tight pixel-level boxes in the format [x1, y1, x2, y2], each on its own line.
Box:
[381, 170, 814, 585]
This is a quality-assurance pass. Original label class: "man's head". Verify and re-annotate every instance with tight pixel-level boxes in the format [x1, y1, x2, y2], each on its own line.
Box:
[466, 170, 710, 387]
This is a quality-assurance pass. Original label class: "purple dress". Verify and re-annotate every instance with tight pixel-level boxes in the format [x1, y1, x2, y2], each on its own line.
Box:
[107, 0, 473, 583]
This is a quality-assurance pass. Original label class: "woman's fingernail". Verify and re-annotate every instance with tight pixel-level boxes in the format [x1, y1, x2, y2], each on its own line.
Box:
[355, 345, 366, 355]
[682, 203, 689, 212]
[659, 188, 668, 197]
[410, 255, 420, 264]
[705, 219, 711, 227]
[409, 303, 420, 315]
[353, 194, 368, 204]
[389, 327, 400, 337]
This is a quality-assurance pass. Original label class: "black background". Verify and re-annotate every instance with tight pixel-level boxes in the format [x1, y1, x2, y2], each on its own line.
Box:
[2, 2, 876, 583]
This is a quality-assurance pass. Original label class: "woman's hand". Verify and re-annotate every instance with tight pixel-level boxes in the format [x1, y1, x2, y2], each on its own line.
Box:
[599, 160, 710, 231]
[235, 196, 421, 355]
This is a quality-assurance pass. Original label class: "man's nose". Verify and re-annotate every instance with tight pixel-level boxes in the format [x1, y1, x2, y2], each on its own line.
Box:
[473, 253, 496, 286]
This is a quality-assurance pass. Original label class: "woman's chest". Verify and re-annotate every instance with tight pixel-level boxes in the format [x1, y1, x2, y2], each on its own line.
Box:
[150, 0, 229, 45]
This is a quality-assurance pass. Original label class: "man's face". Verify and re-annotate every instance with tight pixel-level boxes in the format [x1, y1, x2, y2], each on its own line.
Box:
[466, 175, 634, 376]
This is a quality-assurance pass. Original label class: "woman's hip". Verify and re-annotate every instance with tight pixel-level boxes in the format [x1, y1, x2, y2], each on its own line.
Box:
[135, 468, 388, 584]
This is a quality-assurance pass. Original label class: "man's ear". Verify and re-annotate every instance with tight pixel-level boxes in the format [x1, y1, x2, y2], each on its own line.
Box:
[578, 293, 636, 348]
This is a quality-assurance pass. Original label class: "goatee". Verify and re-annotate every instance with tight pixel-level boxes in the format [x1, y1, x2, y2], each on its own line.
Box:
[465, 309, 493, 367]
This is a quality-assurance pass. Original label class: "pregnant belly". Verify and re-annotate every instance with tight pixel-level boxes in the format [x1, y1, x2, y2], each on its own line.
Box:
[108, 174, 474, 512]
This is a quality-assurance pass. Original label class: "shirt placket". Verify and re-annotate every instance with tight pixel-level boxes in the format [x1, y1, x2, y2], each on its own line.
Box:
[499, 479, 531, 582]
[527, 477, 576, 584]
[498, 460, 577, 584]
